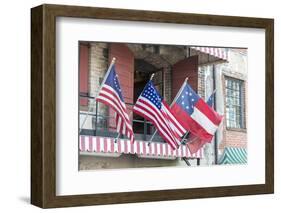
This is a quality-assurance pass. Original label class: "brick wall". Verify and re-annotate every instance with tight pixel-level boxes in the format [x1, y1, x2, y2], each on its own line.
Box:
[88, 42, 109, 129]
[89, 43, 108, 98]
[219, 73, 247, 150]
[163, 66, 172, 104]
[222, 130, 247, 148]
[197, 49, 248, 156]
[197, 65, 205, 99]
[219, 50, 248, 150]
[172, 56, 198, 99]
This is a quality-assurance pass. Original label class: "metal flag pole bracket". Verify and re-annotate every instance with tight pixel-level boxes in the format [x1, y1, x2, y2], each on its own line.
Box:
[145, 73, 155, 146]
[114, 133, 120, 143]
[182, 157, 191, 166]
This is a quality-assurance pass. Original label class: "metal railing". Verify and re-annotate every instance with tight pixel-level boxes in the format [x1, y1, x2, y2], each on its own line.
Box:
[79, 94, 165, 142]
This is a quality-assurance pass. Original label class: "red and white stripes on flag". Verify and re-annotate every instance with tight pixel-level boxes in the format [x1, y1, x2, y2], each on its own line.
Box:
[133, 81, 186, 150]
[115, 113, 131, 136]
[96, 64, 134, 143]
[162, 102, 186, 138]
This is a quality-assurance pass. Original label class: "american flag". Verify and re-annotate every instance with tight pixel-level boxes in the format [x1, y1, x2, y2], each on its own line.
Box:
[133, 81, 186, 150]
[96, 64, 134, 143]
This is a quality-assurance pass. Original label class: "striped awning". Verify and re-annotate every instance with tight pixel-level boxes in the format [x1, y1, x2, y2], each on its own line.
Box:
[219, 147, 247, 165]
[80, 135, 204, 159]
[190, 47, 228, 61]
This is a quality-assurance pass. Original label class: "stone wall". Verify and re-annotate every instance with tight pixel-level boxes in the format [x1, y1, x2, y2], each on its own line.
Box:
[79, 154, 198, 170]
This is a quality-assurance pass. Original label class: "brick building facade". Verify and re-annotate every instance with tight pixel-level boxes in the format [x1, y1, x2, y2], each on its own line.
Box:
[79, 42, 247, 169]
[198, 49, 248, 164]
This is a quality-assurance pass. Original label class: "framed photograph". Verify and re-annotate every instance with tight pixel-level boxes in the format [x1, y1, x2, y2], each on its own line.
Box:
[31, 4, 274, 208]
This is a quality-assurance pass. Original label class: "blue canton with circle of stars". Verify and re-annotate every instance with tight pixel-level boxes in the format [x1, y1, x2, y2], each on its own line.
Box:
[104, 65, 124, 102]
[140, 81, 163, 110]
[175, 83, 200, 115]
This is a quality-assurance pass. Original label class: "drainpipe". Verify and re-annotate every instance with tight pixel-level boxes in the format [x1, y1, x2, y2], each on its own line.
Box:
[212, 64, 218, 164]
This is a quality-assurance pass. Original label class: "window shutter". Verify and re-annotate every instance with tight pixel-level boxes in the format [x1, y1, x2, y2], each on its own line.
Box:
[172, 56, 198, 99]
[108, 43, 134, 130]
[79, 44, 89, 106]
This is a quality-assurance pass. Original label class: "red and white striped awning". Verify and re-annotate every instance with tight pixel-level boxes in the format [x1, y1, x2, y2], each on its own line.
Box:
[80, 136, 203, 159]
[191, 47, 228, 61]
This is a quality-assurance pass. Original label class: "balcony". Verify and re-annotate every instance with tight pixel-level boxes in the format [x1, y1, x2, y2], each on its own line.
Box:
[79, 94, 204, 161]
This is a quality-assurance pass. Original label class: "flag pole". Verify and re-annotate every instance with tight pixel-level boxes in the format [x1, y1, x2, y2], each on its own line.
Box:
[177, 78, 191, 145]
[180, 132, 189, 144]
[171, 77, 189, 106]
[180, 78, 191, 167]
[150, 73, 155, 81]
[148, 77, 188, 145]
[97, 57, 116, 96]
[80, 57, 116, 133]
[114, 132, 120, 143]
[212, 89, 217, 94]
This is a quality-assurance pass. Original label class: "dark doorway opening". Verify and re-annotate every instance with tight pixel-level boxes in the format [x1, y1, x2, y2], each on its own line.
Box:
[133, 59, 164, 137]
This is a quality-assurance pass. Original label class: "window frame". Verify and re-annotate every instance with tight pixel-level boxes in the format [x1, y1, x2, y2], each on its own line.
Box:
[224, 76, 246, 131]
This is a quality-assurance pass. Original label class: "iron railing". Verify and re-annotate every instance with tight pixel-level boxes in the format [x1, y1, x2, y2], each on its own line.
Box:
[79, 94, 165, 142]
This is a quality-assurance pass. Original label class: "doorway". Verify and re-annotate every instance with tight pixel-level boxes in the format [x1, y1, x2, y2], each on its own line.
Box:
[133, 59, 164, 137]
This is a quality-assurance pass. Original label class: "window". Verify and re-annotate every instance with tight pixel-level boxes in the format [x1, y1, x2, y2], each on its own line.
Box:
[225, 77, 245, 129]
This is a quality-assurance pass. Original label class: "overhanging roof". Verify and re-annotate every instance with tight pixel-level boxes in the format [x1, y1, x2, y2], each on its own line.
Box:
[190, 46, 228, 64]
